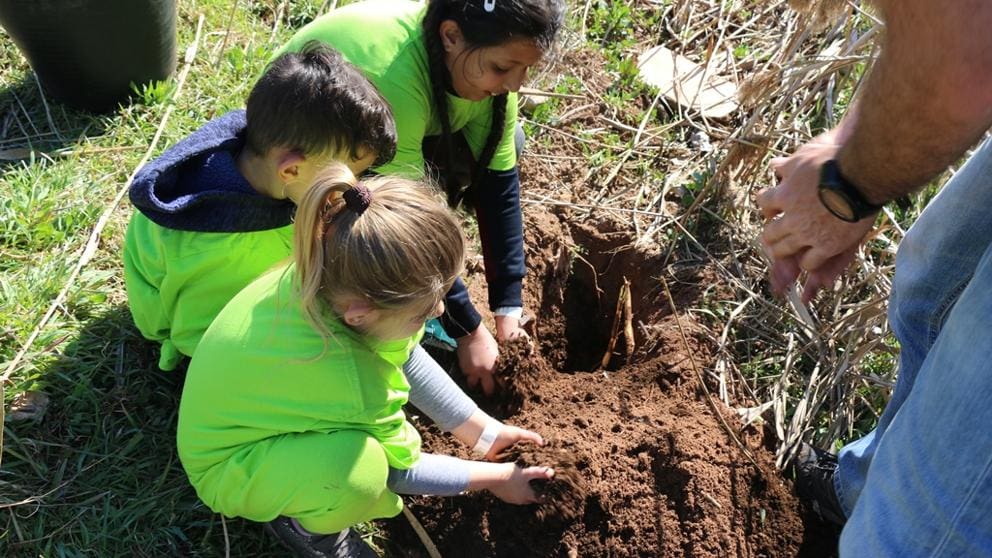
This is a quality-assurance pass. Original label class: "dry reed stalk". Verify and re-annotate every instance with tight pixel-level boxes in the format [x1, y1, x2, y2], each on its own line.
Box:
[622, 277, 636, 363]
[601, 279, 629, 369]
[268, 0, 289, 44]
[403, 506, 443, 558]
[212, 0, 241, 68]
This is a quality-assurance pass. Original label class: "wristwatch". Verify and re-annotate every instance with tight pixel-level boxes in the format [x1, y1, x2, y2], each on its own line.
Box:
[818, 159, 883, 222]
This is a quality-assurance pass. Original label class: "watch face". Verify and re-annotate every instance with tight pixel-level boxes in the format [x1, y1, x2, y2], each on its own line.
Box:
[818, 188, 857, 222]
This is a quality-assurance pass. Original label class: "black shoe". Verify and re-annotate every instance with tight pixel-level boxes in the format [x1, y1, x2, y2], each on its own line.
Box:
[265, 517, 379, 558]
[788, 442, 847, 527]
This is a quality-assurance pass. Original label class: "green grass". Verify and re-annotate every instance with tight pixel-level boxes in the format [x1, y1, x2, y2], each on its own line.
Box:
[0, 159, 108, 251]
[0, 1, 306, 554]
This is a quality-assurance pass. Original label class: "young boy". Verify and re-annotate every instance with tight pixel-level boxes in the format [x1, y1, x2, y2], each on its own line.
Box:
[123, 43, 397, 371]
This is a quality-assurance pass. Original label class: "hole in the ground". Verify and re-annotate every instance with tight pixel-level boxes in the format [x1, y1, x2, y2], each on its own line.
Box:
[532, 220, 673, 373]
[521, 211, 728, 381]
[479, 213, 720, 422]
[555, 259, 610, 371]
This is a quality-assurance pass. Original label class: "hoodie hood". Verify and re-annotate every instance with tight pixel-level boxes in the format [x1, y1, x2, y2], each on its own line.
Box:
[129, 110, 295, 233]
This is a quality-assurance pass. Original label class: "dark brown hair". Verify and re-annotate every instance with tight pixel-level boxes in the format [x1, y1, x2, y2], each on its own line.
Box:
[422, 0, 564, 206]
[246, 42, 397, 167]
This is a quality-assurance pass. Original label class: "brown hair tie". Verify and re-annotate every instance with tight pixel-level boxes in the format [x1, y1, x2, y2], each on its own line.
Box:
[343, 184, 372, 215]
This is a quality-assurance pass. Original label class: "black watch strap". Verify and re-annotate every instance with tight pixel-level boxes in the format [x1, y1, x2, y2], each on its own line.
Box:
[819, 159, 883, 222]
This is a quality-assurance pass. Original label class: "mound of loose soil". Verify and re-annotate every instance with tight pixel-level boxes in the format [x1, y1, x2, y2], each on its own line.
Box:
[384, 209, 837, 557]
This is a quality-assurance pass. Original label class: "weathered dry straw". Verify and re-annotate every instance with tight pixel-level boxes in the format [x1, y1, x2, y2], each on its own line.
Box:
[524, 0, 896, 464]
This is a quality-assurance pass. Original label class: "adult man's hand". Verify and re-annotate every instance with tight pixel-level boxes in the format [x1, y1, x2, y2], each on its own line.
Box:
[768, 246, 861, 305]
[756, 137, 875, 302]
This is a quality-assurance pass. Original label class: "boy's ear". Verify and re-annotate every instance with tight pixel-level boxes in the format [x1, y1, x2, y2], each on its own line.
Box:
[439, 20, 463, 52]
[275, 150, 307, 184]
[341, 299, 379, 328]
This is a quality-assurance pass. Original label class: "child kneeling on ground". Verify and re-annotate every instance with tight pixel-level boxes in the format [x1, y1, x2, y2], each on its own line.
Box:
[124, 42, 395, 372]
[177, 166, 553, 557]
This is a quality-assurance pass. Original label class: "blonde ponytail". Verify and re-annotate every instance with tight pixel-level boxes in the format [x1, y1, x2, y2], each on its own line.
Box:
[294, 164, 358, 339]
[293, 163, 465, 341]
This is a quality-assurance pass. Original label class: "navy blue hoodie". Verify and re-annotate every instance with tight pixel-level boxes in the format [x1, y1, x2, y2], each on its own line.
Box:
[129, 110, 294, 233]
[128, 110, 501, 338]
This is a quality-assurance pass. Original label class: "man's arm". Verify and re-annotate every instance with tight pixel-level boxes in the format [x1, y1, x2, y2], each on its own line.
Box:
[839, 0, 992, 202]
[757, 0, 992, 299]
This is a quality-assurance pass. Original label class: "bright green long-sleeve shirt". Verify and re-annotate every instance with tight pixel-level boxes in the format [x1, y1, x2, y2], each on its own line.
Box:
[275, 0, 520, 178]
[177, 264, 423, 485]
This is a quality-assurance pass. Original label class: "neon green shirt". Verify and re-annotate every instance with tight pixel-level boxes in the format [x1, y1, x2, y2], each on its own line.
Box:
[123, 212, 293, 370]
[177, 264, 423, 495]
[275, 0, 519, 178]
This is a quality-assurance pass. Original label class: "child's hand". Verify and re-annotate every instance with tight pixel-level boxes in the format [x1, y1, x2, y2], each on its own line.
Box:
[494, 314, 530, 342]
[487, 463, 555, 505]
[483, 424, 544, 461]
[456, 325, 499, 395]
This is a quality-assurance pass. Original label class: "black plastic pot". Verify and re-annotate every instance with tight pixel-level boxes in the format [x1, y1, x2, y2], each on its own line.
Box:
[0, 0, 177, 112]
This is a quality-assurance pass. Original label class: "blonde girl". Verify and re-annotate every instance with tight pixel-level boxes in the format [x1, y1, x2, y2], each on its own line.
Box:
[177, 165, 553, 557]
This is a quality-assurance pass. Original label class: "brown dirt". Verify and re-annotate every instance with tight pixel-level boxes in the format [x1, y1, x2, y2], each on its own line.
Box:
[381, 42, 839, 558]
[384, 209, 838, 557]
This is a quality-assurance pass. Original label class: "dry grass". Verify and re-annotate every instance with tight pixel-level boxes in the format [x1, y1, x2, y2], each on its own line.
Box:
[522, 0, 903, 465]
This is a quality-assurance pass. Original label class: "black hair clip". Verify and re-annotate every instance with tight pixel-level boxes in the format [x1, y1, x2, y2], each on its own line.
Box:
[343, 184, 372, 214]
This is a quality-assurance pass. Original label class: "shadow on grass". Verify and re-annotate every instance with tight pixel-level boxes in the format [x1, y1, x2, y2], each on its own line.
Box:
[0, 74, 111, 164]
[0, 305, 284, 557]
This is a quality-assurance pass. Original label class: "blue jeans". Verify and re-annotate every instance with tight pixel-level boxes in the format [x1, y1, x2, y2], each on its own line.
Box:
[836, 138, 992, 556]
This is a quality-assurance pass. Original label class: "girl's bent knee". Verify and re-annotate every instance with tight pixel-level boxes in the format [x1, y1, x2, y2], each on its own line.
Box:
[332, 431, 392, 501]
[292, 431, 402, 534]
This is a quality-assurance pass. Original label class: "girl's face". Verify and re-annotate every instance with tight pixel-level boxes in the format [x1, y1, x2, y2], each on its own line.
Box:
[362, 298, 446, 341]
[441, 22, 544, 101]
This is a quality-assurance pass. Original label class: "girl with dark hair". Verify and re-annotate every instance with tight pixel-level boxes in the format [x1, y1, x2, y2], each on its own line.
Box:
[276, 0, 565, 394]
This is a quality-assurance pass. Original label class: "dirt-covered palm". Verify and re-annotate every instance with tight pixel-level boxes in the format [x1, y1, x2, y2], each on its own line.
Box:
[495, 314, 529, 342]
[484, 424, 544, 461]
[457, 324, 499, 395]
[487, 464, 555, 505]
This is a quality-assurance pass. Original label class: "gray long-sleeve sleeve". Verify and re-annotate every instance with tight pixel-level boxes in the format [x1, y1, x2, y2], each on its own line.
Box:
[387, 452, 472, 496]
[403, 345, 478, 432]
